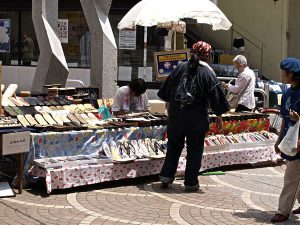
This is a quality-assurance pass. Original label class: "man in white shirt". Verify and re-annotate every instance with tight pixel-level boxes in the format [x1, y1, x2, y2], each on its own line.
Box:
[112, 78, 151, 116]
[223, 55, 256, 112]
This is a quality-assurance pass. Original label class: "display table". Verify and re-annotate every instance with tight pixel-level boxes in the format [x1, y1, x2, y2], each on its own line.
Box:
[24, 124, 281, 194]
[29, 144, 280, 194]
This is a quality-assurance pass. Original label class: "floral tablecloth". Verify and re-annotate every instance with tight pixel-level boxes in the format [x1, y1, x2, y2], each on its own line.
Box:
[23, 126, 167, 185]
[29, 145, 280, 194]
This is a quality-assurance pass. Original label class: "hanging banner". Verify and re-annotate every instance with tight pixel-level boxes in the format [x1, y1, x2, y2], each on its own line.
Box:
[154, 49, 190, 81]
[58, 19, 68, 43]
[0, 19, 10, 53]
[119, 29, 136, 50]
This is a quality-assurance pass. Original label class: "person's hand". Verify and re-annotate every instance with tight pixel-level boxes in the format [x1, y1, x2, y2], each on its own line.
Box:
[274, 141, 281, 154]
[216, 116, 223, 130]
[224, 83, 229, 90]
[290, 110, 300, 121]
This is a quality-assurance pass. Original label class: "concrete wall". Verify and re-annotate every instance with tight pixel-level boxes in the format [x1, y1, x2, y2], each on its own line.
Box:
[2, 66, 90, 92]
[288, 0, 300, 58]
[1, 66, 160, 99]
[199, 0, 288, 81]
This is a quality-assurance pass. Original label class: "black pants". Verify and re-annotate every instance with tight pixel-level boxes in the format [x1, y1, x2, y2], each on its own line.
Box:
[235, 104, 252, 112]
[160, 127, 205, 186]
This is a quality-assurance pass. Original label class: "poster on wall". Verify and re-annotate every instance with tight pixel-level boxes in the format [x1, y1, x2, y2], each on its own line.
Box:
[58, 19, 68, 43]
[0, 19, 10, 53]
[154, 49, 190, 81]
[119, 29, 136, 50]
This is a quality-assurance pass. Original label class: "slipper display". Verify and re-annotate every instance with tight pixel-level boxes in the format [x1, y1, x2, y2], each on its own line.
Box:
[52, 96, 67, 105]
[42, 106, 53, 113]
[11, 106, 25, 116]
[145, 138, 165, 159]
[8, 97, 24, 106]
[3, 84, 18, 98]
[2, 97, 16, 107]
[51, 114, 64, 125]
[4, 106, 18, 117]
[0, 116, 22, 128]
[77, 104, 86, 112]
[45, 96, 60, 106]
[23, 97, 44, 106]
[34, 114, 49, 126]
[25, 114, 39, 126]
[109, 141, 134, 163]
[17, 115, 30, 127]
[55, 105, 65, 110]
[74, 113, 88, 124]
[80, 113, 94, 124]
[130, 140, 144, 159]
[34, 106, 45, 113]
[57, 113, 71, 123]
[87, 113, 101, 124]
[18, 106, 38, 115]
[42, 113, 57, 125]
[49, 106, 59, 111]
[36, 96, 52, 106]
[59, 96, 73, 105]
[16, 97, 30, 106]
[138, 139, 150, 158]
[67, 113, 81, 126]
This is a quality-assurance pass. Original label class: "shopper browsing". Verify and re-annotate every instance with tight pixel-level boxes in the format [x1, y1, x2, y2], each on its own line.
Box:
[112, 78, 151, 116]
[223, 55, 256, 112]
[271, 57, 300, 223]
[157, 41, 229, 191]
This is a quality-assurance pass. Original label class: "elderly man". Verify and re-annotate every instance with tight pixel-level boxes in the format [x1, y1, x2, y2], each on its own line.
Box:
[223, 55, 256, 112]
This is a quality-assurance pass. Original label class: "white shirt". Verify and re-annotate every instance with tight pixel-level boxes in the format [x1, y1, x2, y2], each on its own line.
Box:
[228, 67, 256, 109]
[112, 86, 151, 113]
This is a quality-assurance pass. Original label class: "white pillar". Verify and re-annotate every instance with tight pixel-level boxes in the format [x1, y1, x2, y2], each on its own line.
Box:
[31, 0, 69, 94]
[80, 0, 117, 98]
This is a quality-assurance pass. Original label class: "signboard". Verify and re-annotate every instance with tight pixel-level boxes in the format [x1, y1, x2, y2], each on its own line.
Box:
[119, 29, 136, 50]
[154, 49, 190, 81]
[58, 19, 68, 43]
[0, 19, 10, 53]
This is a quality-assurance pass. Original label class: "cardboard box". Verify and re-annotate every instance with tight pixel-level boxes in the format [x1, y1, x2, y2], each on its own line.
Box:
[149, 100, 166, 114]
[219, 54, 236, 65]
[0, 131, 30, 156]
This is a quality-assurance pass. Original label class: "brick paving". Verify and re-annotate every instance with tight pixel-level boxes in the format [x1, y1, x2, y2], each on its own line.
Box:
[0, 164, 300, 224]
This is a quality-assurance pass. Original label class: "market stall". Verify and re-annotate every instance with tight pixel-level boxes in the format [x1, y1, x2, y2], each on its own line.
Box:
[25, 112, 279, 193]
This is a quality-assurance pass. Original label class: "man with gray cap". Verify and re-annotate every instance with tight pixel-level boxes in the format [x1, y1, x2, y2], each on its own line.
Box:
[223, 55, 256, 112]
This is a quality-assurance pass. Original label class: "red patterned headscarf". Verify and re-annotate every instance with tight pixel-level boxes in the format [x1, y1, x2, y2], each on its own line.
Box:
[192, 41, 212, 61]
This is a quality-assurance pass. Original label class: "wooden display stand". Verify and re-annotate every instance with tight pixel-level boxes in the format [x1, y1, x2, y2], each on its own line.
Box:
[0, 63, 30, 194]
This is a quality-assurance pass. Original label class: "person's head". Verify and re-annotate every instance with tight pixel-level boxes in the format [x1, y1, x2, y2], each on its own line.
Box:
[233, 55, 247, 72]
[128, 78, 147, 96]
[280, 57, 300, 86]
[191, 41, 213, 63]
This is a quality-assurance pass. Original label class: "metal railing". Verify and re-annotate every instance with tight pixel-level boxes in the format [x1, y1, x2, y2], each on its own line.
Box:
[231, 22, 264, 74]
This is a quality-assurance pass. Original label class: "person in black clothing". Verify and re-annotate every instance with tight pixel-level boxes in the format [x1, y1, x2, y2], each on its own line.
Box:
[157, 41, 230, 191]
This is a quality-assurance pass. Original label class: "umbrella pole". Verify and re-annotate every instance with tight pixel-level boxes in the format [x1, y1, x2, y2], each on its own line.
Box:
[143, 26, 147, 80]
[174, 31, 176, 50]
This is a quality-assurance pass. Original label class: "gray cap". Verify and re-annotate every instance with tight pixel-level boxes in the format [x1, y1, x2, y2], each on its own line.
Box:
[233, 55, 247, 66]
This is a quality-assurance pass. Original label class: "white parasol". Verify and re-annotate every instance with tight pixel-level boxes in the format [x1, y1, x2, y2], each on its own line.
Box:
[118, 0, 232, 77]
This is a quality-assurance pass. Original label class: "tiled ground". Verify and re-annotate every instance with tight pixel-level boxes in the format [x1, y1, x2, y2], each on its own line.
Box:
[0, 163, 300, 225]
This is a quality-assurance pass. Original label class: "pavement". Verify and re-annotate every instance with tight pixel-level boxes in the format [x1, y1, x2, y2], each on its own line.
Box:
[0, 163, 300, 225]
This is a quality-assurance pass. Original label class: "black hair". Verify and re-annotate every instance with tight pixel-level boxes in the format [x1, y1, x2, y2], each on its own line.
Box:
[129, 78, 147, 96]
[188, 53, 199, 75]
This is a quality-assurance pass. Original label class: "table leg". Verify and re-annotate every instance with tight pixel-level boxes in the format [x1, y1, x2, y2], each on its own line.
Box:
[18, 153, 24, 194]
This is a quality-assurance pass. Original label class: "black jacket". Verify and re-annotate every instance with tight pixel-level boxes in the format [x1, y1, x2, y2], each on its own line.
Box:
[158, 62, 229, 134]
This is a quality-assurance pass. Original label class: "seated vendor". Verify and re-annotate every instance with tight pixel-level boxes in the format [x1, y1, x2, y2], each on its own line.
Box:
[112, 78, 151, 116]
